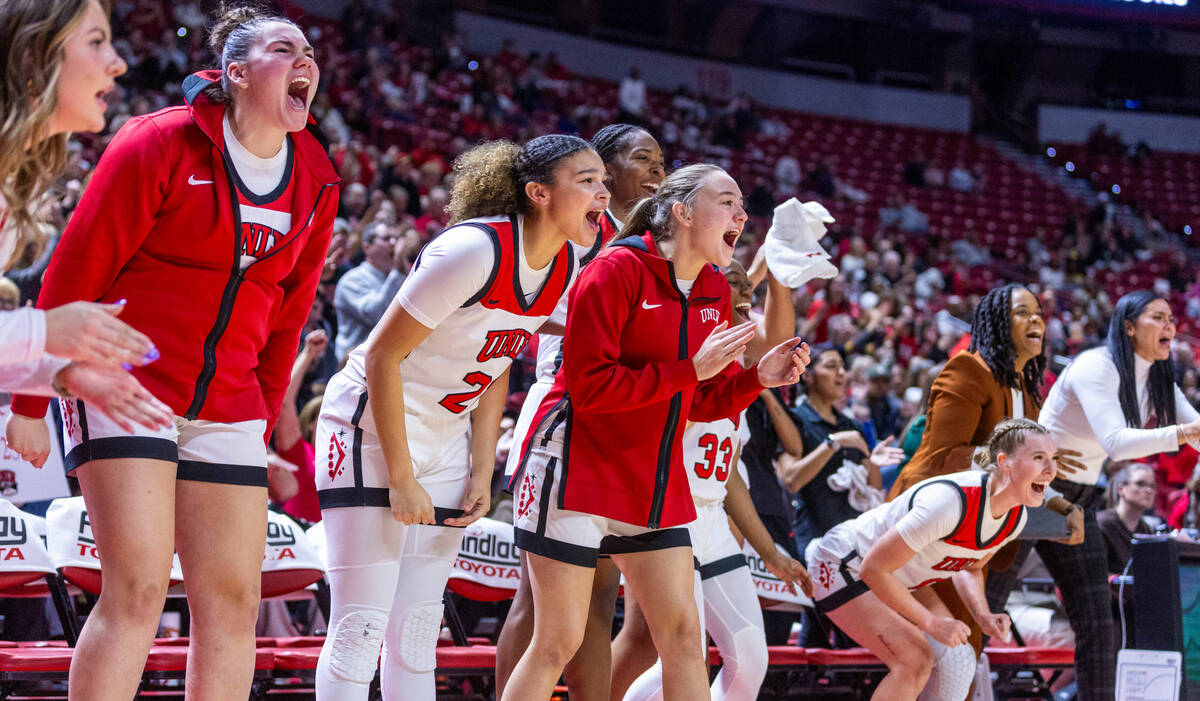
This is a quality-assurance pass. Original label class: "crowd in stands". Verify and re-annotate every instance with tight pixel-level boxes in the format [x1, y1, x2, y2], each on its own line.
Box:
[6, 0, 1200, 656]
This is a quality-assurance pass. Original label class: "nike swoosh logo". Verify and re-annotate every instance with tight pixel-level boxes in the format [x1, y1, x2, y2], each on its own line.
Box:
[188, 175, 213, 186]
[641, 301, 662, 310]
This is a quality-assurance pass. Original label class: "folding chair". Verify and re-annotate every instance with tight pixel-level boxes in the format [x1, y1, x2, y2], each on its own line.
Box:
[0, 500, 77, 697]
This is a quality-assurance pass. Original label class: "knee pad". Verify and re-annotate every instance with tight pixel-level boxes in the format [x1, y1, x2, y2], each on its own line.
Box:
[328, 606, 389, 684]
[917, 637, 976, 701]
[390, 600, 444, 674]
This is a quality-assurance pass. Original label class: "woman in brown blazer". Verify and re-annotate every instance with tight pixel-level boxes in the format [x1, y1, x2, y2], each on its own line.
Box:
[887, 283, 1084, 658]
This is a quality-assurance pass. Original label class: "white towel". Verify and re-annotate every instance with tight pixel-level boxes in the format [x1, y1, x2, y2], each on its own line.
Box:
[826, 460, 885, 512]
[764, 198, 839, 289]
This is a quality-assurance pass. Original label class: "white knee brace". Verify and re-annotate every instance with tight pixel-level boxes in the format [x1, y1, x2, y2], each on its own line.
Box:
[917, 635, 976, 701]
[390, 600, 444, 674]
[328, 606, 389, 684]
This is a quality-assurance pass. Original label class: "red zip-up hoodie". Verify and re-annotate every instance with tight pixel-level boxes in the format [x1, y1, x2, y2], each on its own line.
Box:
[551, 233, 765, 529]
[12, 72, 340, 435]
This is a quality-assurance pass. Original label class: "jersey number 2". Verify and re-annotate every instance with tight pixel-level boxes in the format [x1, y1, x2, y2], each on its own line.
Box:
[693, 433, 733, 481]
[438, 371, 493, 414]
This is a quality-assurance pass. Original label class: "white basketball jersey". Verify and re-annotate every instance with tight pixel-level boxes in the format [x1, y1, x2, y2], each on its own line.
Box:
[682, 410, 750, 504]
[342, 215, 577, 436]
[816, 470, 1027, 591]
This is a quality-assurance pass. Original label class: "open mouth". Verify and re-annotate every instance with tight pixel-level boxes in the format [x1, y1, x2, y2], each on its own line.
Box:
[1031, 481, 1049, 497]
[287, 76, 311, 111]
[95, 84, 115, 110]
[1026, 330, 1043, 343]
[1160, 337, 1173, 350]
[585, 210, 604, 234]
[734, 301, 752, 314]
[723, 229, 740, 248]
[642, 182, 659, 197]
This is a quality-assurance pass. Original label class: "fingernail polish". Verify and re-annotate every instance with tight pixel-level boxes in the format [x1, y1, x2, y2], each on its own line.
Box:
[144, 347, 160, 362]
[116, 298, 127, 305]
[121, 362, 132, 371]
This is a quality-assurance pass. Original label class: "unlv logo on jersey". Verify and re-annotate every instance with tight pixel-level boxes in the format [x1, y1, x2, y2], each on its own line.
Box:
[240, 222, 285, 269]
[931, 556, 978, 573]
[699, 308, 720, 323]
[476, 329, 532, 363]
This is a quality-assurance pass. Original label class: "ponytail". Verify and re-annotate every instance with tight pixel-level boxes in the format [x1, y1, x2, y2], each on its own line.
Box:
[448, 134, 592, 223]
[616, 163, 724, 242]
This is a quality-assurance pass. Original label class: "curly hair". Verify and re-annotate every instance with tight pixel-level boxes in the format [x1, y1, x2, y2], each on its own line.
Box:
[447, 134, 592, 223]
[203, 2, 300, 105]
[968, 283, 1046, 401]
[973, 417, 1052, 473]
[0, 0, 101, 268]
[617, 163, 725, 243]
[1108, 290, 1177, 429]
[590, 123, 644, 164]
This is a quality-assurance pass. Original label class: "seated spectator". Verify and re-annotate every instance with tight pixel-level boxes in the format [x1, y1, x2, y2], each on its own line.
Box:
[878, 194, 929, 233]
[775, 344, 904, 559]
[948, 161, 976, 192]
[332, 221, 408, 361]
[774, 153, 801, 195]
[903, 151, 927, 187]
[804, 158, 837, 199]
[864, 363, 902, 439]
[951, 228, 992, 267]
[1099, 463, 1163, 649]
[272, 330, 330, 525]
[1098, 464, 1159, 576]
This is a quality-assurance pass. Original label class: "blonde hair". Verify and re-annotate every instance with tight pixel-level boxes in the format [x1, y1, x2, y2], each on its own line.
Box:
[617, 163, 725, 242]
[0, 0, 99, 269]
[973, 417, 1052, 473]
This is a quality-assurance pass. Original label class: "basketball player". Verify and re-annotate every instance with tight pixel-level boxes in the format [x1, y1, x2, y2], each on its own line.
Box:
[314, 135, 610, 700]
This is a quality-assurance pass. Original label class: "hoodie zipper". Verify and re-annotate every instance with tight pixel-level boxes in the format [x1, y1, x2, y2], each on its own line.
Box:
[183, 160, 335, 419]
[647, 265, 688, 528]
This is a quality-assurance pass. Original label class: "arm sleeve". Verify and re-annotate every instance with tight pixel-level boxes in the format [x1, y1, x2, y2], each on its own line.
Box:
[334, 267, 406, 326]
[255, 193, 336, 439]
[1072, 352, 1179, 460]
[563, 257, 697, 413]
[0, 309, 48, 364]
[396, 226, 493, 329]
[894, 483, 963, 552]
[11, 116, 169, 419]
[0, 308, 68, 395]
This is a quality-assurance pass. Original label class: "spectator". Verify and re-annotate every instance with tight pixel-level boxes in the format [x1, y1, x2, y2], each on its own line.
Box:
[1099, 464, 1159, 576]
[865, 363, 902, 439]
[1098, 463, 1161, 648]
[272, 330, 328, 524]
[903, 151, 927, 187]
[618, 65, 647, 124]
[948, 161, 976, 192]
[332, 221, 409, 361]
[776, 344, 904, 558]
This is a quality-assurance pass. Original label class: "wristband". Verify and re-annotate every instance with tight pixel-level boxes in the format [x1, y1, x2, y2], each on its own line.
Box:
[824, 436, 838, 452]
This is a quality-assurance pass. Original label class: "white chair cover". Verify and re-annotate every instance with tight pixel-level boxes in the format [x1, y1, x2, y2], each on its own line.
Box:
[742, 541, 814, 611]
[449, 517, 520, 599]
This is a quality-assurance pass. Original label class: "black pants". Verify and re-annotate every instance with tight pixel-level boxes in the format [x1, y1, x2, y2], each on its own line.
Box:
[987, 481, 1114, 701]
